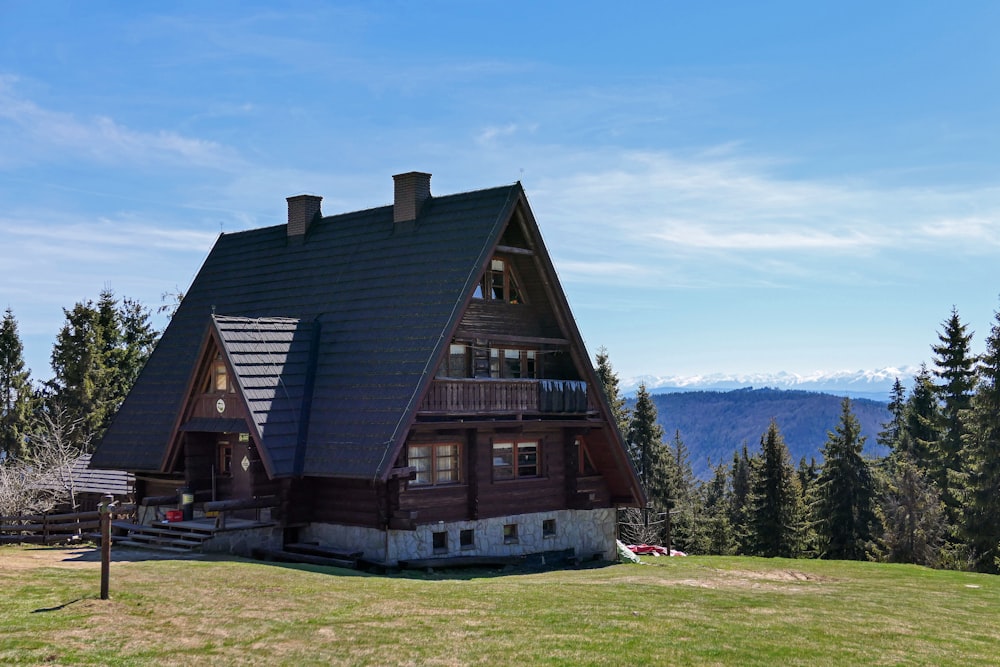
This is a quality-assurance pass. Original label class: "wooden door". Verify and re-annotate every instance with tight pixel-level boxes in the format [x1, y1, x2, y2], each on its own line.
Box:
[231, 436, 253, 500]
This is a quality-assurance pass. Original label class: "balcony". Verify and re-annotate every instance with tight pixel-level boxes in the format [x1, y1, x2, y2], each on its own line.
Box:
[418, 379, 590, 416]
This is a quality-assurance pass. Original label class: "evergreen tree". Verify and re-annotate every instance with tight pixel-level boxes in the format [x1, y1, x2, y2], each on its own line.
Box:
[930, 307, 977, 523]
[668, 430, 704, 553]
[47, 289, 158, 448]
[960, 304, 1000, 572]
[878, 377, 907, 451]
[702, 459, 735, 555]
[728, 444, 753, 554]
[594, 346, 631, 439]
[812, 398, 879, 560]
[0, 308, 34, 459]
[748, 420, 804, 558]
[876, 453, 946, 566]
[627, 383, 664, 489]
[902, 365, 941, 469]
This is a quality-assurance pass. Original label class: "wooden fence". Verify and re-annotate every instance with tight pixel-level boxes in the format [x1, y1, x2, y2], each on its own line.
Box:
[0, 505, 135, 545]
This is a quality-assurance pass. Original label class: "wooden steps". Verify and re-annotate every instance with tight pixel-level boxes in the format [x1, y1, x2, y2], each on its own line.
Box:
[251, 542, 364, 569]
[111, 520, 214, 552]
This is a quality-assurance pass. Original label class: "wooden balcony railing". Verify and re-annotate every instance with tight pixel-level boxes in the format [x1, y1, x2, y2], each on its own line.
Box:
[418, 379, 590, 415]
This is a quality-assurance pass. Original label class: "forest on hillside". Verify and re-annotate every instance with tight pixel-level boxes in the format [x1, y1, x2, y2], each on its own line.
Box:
[643, 388, 890, 478]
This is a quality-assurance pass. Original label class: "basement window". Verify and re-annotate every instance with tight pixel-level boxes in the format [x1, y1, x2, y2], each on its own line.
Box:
[543, 519, 556, 538]
[460, 529, 475, 550]
[432, 531, 448, 554]
[503, 523, 519, 544]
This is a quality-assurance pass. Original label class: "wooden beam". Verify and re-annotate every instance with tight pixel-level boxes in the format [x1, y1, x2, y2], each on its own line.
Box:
[495, 244, 534, 256]
[451, 330, 569, 347]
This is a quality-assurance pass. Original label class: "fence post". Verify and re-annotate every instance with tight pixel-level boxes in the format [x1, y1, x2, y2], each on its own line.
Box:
[99, 494, 115, 600]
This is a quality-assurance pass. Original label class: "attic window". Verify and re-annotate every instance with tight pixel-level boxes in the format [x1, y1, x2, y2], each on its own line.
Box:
[206, 359, 235, 394]
[473, 257, 523, 304]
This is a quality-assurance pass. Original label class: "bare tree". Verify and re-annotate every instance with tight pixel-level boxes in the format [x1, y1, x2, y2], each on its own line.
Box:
[0, 409, 87, 517]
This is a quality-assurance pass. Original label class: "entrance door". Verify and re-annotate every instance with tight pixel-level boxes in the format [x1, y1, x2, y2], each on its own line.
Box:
[231, 436, 253, 500]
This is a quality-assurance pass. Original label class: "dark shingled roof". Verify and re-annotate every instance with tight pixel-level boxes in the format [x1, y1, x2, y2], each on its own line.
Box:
[92, 184, 520, 480]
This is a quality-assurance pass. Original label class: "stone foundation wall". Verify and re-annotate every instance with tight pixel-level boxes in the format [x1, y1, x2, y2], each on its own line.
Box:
[201, 526, 283, 557]
[301, 508, 617, 565]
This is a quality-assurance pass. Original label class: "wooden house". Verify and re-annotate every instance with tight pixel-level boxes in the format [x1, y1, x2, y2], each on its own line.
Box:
[91, 172, 644, 563]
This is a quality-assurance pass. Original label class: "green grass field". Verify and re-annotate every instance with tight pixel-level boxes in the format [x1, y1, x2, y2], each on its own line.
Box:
[2, 545, 997, 666]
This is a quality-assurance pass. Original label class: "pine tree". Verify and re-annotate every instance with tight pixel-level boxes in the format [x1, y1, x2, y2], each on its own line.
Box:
[0, 308, 34, 460]
[960, 304, 1000, 572]
[748, 420, 804, 558]
[930, 307, 977, 524]
[594, 346, 631, 440]
[627, 383, 665, 490]
[812, 398, 879, 560]
[47, 289, 158, 448]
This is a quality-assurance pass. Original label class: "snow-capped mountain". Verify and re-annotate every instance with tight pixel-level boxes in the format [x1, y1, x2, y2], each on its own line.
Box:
[622, 367, 918, 401]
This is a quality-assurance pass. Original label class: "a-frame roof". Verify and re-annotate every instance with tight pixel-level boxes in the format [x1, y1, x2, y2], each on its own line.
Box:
[93, 183, 521, 479]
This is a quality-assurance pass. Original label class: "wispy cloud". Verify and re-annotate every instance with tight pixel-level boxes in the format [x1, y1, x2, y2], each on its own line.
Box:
[0, 76, 242, 170]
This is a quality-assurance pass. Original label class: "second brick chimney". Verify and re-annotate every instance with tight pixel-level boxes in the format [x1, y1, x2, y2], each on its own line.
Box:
[287, 194, 323, 238]
[393, 172, 431, 223]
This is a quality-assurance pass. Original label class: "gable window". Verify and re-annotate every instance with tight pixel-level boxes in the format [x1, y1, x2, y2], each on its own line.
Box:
[205, 358, 236, 394]
[472, 257, 523, 304]
[492, 440, 540, 480]
[408, 443, 461, 486]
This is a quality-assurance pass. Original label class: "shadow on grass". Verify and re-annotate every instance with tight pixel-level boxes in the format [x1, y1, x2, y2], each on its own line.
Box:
[258, 556, 618, 581]
[31, 598, 85, 613]
[20, 544, 619, 581]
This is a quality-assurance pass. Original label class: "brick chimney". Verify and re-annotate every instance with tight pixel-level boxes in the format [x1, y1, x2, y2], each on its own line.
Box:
[393, 172, 431, 223]
[286, 194, 323, 237]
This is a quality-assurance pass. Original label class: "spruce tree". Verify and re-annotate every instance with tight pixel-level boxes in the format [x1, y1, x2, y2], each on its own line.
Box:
[729, 444, 753, 554]
[930, 307, 977, 524]
[594, 346, 631, 440]
[878, 377, 907, 451]
[749, 420, 804, 558]
[876, 453, 946, 566]
[960, 304, 1000, 572]
[0, 308, 34, 459]
[47, 289, 158, 448]
[668, 430, 704, 553]
[702, 460, 735, 555]
[812, 398, 879, 560]
[903, 365, 941, 470]
[627, 383, 664, 490]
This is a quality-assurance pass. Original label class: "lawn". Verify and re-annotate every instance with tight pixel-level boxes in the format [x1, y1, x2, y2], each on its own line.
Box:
[1, 545, 997, 666]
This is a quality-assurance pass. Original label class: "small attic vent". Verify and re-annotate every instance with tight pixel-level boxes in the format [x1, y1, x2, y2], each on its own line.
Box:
[287, 194, 323, 237]
[393, 172, 431, 223]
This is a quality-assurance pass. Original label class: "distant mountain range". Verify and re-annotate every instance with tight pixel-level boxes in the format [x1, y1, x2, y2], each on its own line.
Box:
[632, 387, 892, 480]
[623, 367, 918, 402]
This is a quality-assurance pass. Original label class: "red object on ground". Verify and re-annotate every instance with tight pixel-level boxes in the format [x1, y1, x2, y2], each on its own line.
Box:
[165, 509, 183, 522]
[627, 544, 669, 555]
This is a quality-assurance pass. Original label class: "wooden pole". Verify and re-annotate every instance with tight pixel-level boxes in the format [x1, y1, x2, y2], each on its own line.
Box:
[99, 494, 114, 600]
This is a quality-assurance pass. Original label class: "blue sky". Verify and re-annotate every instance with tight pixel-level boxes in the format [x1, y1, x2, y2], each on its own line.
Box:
[2, 1, 1000, 386]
